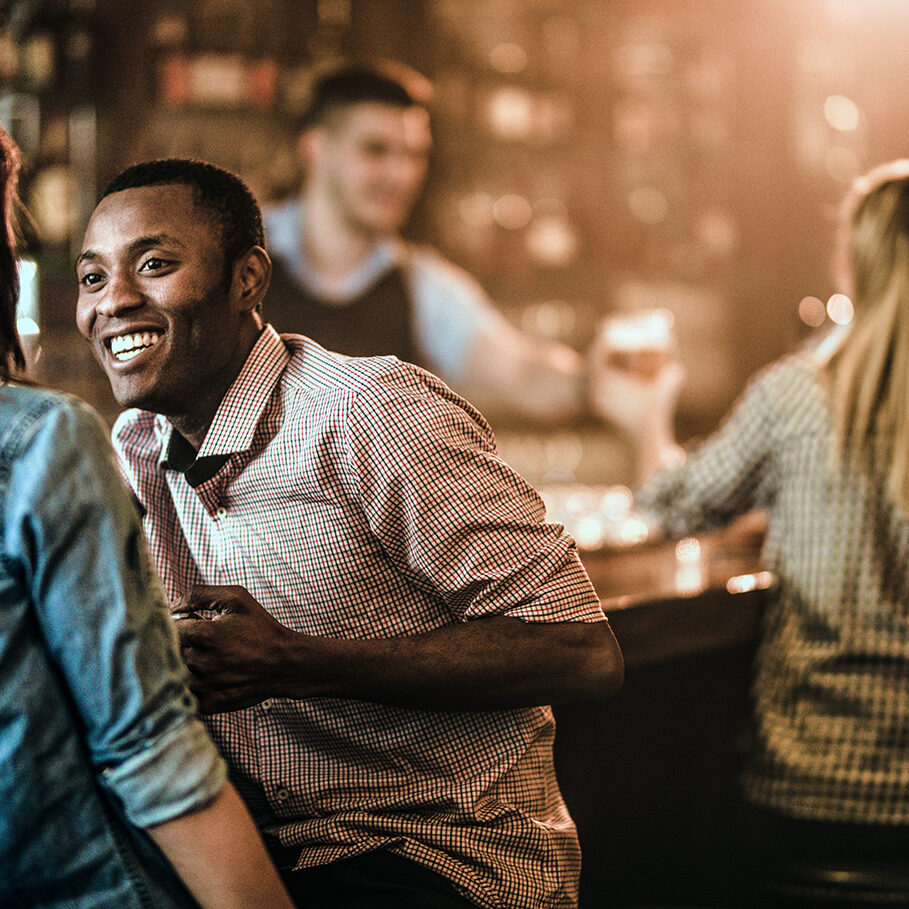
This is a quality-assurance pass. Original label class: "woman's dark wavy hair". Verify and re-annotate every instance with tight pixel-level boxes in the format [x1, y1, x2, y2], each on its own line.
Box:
[0, 125, 24, 381]
[101, 158, 264, 288]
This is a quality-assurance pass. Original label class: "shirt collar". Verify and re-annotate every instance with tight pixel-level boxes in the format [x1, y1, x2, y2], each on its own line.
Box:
[154, 325, 290, 466]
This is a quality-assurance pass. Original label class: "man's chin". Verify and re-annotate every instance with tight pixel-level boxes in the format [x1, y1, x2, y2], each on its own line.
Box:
[357, 207, 409, 235]
[107, 378, 160, 414]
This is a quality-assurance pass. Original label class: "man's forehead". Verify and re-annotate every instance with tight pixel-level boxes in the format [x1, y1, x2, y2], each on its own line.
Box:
[336, 103, 431, 145]
[81, 185, 213, 255]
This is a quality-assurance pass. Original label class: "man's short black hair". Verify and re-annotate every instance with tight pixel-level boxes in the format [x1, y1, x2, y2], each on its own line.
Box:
[297, 61, 432, 131]
[102, 158, 265, 274]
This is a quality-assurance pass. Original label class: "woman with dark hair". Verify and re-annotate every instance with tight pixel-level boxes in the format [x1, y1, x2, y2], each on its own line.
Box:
[0, 125, 293, 908]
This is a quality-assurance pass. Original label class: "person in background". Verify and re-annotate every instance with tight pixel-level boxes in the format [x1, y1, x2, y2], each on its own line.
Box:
[264, 60, 607, 427]
[631, 160, 909, 895]
[0, 128, 293, 909]
[75, 156, 624, 909]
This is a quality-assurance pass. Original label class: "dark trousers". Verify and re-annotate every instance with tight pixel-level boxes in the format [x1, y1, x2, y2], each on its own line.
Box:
[278, 850, 478, 909]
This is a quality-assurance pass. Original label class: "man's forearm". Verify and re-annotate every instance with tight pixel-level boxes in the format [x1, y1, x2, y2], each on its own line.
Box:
[272, 615, 624, 710]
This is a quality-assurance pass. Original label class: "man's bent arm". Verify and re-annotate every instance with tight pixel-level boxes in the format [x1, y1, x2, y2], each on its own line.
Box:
[289, 614, 624, 709]
[174, 586, 623, 714]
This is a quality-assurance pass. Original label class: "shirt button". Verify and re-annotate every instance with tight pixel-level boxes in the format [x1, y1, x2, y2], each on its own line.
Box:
[275, 788, 290, 802]
[261, 699, 273, 711]
[214, 506, 227, 521]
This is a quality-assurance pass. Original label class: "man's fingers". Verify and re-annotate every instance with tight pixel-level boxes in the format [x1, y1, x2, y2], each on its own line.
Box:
[173, 584, 251, 616]
[173, 616, 218, 649]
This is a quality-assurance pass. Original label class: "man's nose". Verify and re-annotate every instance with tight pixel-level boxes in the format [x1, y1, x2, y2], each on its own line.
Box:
[96, 270, 144, 316]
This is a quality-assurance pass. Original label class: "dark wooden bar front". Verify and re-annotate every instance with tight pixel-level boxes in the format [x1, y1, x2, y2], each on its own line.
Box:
[555, 530, 771, 907]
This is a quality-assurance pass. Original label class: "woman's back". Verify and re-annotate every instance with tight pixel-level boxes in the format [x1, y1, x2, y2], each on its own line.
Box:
[636, 350, 909, 825]
[0, 383, 206, 907]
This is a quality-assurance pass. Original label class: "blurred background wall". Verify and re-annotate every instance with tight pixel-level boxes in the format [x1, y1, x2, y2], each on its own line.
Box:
[3, 0, 908, 482]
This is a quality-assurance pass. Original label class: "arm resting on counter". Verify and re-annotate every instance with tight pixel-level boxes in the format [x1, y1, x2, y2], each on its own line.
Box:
[173, 585, 624, 714]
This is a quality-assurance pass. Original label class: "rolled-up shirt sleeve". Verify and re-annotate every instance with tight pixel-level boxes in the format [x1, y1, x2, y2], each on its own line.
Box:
[7, 398, 225, 828]
[345, 369, 606, 625]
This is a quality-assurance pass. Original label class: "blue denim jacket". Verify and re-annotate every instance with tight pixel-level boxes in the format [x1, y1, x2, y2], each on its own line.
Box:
[0, 384, 226, 908]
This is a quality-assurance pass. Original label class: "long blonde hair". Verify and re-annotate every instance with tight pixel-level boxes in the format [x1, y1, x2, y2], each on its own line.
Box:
[825, 160, 909, 512]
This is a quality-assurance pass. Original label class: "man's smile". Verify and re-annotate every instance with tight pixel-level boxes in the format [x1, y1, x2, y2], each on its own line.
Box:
[105, 330, 163, 362]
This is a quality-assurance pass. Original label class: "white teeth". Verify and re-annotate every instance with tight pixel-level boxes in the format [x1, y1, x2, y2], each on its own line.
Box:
[110, 331, 162, 361]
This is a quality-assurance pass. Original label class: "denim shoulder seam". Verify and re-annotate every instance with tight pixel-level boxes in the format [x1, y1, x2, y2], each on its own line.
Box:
[0, 391, 65, 487]
[0, 393, 72, 576]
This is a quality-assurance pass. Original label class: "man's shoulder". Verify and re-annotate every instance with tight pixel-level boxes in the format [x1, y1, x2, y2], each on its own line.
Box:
[282, 337, 480, 418]
[407, 243, 487, 297]
[281, 336, 425, 400]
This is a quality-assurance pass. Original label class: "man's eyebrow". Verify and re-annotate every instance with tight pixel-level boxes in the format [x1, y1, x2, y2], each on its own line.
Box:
[74, 233, 187, 272]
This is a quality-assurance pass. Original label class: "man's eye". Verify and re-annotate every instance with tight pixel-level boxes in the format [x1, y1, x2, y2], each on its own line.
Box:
[79, 272, 104, 287]
[140, 257, 166, 272]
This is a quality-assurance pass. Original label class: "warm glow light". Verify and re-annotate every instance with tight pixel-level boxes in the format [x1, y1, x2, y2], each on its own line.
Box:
[574, 513, 606, 550]
[827, 293, 854, 325]
[824, 94, 861, 132]
[525, 214, 579, 267]
[675, 537, 701, 565]
[727, 571, 775, 595]
[599, 485, 633, 520]
[617, 516, 649, 546]
[799, 295, 827, 327]
[615, 42, 674, 78]
[492, 194, 533, 230]
[486, 88, 534, 140]
[489, 42, 528, 74]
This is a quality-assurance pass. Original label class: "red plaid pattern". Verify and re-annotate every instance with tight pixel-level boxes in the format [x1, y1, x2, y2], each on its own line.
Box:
[113, 326, 606, 909]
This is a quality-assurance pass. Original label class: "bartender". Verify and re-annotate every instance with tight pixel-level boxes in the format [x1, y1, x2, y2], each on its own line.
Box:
[264, 60, 617, 427]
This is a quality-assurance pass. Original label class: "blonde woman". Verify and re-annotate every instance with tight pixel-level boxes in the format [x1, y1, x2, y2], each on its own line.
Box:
[635, 162, 909, 896]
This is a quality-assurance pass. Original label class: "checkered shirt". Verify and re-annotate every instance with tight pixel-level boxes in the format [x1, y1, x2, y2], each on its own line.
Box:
[637, 352, 909, 825]
[112, 326, 607, 909]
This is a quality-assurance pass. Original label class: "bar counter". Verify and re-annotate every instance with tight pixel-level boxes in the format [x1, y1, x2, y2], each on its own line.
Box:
[586, 523, 772, 667]
[555, 520, 772, 907]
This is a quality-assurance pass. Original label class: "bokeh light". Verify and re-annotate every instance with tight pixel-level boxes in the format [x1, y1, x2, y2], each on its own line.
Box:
[824, 94, 861, 132]
[492, 193, 533, 230]
[799, 295, 827, 327]
[486, 87, 534, 140]
[827, 293, 854, 325]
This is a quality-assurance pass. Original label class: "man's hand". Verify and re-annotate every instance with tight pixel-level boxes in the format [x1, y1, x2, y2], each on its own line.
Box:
[170, 585, 301, 714]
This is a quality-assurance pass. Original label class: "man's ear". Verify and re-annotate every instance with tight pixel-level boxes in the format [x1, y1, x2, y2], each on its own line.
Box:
[232, 246, 271, 314]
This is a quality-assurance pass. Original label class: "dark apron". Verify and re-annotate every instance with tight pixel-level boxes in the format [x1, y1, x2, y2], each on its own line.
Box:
[264, 255, 422, 367]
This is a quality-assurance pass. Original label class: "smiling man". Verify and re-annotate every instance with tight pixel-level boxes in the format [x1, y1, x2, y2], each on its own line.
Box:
[75, 158, 624, 909]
